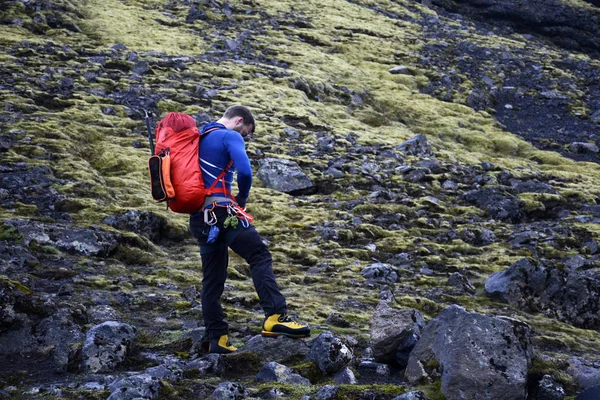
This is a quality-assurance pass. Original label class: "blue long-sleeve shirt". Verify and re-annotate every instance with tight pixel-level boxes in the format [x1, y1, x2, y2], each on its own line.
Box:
[199, 122, 252, 207]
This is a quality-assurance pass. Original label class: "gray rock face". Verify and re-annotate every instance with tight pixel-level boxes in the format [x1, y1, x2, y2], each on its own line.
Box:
[568, 357, 600, 390]
[405, 305, 532, 400]
[485, 258, 600, 329]
[211, 382, 247, 400]
[239, 334, 310, 362]
[397, 134, 433, 157]
[257, 158, 314, 194]
[361, 263, 398, 284]
[36, 309, 84, 372]
[462, 188, 525, 222]
[369, 302, 424, 366]
[306, 332, 353, 375]
[254, 361, 310, 385]
[82, 321, 137, 373]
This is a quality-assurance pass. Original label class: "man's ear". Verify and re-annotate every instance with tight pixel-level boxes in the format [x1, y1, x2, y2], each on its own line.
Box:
[235, 117, 244, 126]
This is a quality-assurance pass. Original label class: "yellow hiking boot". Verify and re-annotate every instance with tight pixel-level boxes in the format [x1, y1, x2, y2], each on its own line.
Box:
[209, 335, 237, 354]
[262, 314, 310, 338]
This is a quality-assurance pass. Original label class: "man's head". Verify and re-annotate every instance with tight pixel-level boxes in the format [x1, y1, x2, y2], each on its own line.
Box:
[217, 105, 255, 137]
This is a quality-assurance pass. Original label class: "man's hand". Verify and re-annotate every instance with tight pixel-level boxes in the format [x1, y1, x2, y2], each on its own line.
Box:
[235, 194, 248, 208]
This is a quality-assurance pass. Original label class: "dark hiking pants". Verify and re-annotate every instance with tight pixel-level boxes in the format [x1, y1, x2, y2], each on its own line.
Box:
[189, 207, 287, 339]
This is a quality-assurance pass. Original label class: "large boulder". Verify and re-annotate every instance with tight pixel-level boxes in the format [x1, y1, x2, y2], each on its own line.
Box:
[306, 331, 353, 375]
[257, 158, 314, 194]
[485, 258, 600, 329]
[82, 321, 137, 373]
[405, 305, 532, 400]
[369, 302, 425, 366]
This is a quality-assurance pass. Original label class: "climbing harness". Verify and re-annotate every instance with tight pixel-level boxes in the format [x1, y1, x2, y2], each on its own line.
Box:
[202, 201, 255, 243]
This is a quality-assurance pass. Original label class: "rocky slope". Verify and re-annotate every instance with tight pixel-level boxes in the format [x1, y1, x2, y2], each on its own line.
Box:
[1, 0, 600, 399]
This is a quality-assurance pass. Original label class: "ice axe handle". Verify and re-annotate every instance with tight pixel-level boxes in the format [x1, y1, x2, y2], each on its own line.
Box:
[144, 110, 155, 155]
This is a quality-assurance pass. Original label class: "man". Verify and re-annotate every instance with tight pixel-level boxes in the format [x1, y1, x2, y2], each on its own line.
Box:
[189, 105, 310, 354]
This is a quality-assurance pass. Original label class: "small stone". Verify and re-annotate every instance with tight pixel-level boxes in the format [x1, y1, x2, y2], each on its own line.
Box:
[132, 61, 150, 75]
[389, 66, 413, 75]
[442, 180, 458, 191]
[505, 104, 514, 109]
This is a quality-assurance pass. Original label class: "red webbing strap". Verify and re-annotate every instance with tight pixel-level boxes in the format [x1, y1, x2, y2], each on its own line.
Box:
[206, 160, 234, 197]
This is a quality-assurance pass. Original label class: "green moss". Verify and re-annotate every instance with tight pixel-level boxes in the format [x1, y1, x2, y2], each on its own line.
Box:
[335, 384, 407, 399]
[529, 355, 578, 394]
[0, 224, 23, 242]
[112, 245, 156, 266]
[0, 276, 33, 295]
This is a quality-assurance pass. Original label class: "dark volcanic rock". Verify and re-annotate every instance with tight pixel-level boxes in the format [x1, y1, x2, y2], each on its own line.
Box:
[254, 361, 310, 384]
[240, 334, 310, 363]
[211, 382, 247, 400]
[82, 321, 137, 373]
[535, 374, 565, 400]
[431, 0, 600, 54]
[392, 392, 430, 400]
[369, 302, 425, 366]
[36, 309, 85, 372]
[257, 158, 314, 194]
[306, 332, 353, 375]
[462, 187, 525, 222]
[485, 258, 600, 329]
[8, 219, 119, 257]
[405, 305, 532, 400]
[103, 210, 169, 242]
[361, 263, 399, 284]
[397, 134, 433, 157]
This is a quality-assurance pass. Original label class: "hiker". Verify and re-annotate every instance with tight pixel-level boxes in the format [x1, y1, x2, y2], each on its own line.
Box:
[189, 105, 310, 354]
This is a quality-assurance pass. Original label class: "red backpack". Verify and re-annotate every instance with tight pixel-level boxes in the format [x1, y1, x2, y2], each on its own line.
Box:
[148, 112, 232, 214]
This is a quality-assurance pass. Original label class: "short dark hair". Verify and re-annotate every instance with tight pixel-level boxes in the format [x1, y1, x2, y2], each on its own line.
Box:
[223, 105, 255, 133]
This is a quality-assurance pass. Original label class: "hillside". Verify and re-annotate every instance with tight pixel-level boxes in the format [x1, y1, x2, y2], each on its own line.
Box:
[1, 0, 600, 399]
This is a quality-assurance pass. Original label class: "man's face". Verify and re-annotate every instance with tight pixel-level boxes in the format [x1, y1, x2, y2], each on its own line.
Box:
[233, 118, 254, 138]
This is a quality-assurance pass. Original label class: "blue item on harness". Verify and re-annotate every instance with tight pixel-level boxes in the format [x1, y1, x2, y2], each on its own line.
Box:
[207, 224, 220, 244]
